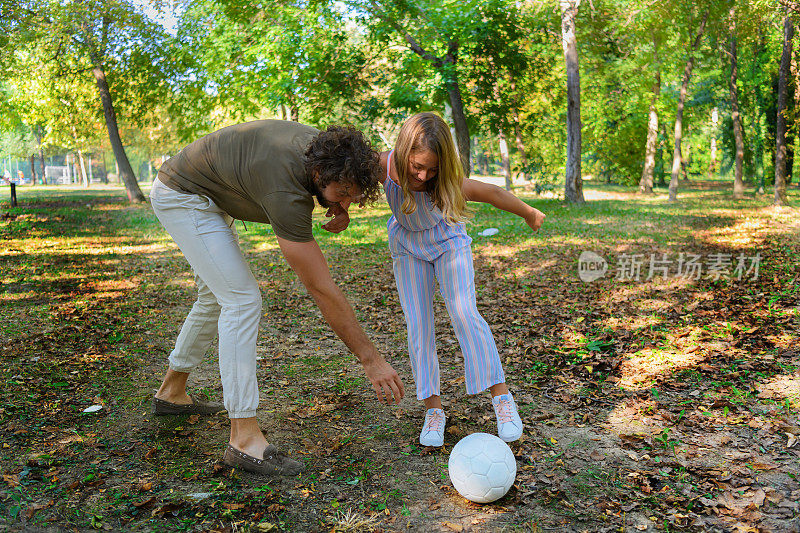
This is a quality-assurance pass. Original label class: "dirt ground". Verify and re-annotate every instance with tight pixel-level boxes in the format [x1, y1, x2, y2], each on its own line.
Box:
[1, 184, 799, 532]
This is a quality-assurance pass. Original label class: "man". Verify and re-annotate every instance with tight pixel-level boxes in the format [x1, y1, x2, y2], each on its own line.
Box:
[149, 120, 404, 476]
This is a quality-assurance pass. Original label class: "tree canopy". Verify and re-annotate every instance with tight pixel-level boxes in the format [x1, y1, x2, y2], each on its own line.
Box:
[0, 0, 794, 204]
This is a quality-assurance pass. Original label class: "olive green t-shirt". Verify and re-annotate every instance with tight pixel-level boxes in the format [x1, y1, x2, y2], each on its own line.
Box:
[158, 120, 319, 242]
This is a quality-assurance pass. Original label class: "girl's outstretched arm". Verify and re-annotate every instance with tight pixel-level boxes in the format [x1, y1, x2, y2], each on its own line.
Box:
[462, 178, 546, 231]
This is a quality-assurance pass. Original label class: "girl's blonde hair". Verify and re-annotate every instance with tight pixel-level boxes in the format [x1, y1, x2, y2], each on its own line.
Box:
[393, 112, 471, 225]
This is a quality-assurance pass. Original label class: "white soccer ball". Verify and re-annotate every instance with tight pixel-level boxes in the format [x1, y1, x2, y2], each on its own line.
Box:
[448, 432, 517, 503]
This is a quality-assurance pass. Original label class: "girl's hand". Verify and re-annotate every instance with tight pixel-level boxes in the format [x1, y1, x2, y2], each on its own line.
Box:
[525, 208, 546, 232]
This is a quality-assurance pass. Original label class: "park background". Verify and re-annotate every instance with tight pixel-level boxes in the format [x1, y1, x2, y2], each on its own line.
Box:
[0, 0, 797, 203]
[1, 1, 799, 532]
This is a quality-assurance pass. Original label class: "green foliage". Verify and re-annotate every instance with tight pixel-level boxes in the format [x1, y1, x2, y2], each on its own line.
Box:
[173, 0, 372, 132]
[0, 0, 789, 190]
[2, 0, 180, 168]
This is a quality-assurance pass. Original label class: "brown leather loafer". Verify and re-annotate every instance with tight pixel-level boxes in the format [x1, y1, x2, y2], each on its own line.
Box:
[223, 444, 302, 476]
[152, 395, 225, 416]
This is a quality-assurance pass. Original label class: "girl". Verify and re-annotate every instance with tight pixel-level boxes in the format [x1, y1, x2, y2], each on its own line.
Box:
[380, 112, 545, 446]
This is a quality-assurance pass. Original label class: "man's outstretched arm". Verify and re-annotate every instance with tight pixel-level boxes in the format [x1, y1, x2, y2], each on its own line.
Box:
[277, 236, 405, 404]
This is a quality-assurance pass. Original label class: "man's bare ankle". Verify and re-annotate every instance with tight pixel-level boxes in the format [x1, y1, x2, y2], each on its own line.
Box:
[154, 391, 192, 404]
[229, 438, 269, 458]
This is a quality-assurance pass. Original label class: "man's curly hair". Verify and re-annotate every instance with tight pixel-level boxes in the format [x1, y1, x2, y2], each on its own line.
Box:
[304, 125, 382, 204]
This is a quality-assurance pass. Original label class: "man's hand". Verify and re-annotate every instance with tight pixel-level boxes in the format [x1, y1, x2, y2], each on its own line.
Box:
[321, 202, 350, 233]
[363, 358, 405, 405]
[525, 208, 546, 232]
[277, 237, 404, 406]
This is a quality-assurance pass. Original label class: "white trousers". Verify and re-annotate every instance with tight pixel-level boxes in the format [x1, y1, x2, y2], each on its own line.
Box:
[150, 177, 261, 418]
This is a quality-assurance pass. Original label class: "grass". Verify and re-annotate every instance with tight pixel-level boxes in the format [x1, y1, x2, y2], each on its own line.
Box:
[1, 179, 799, 531]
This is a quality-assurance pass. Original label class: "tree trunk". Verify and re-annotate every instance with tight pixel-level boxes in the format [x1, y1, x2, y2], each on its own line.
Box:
[729, 8, 746, 199]
[752, 39, 766, 194]
[775, 14, 794, 206]
[681, 142, 690, 181]
[71, 125, 89, 187]
[444, 72, 471, 177]
[36, 131, 46, 185]
[787, 44, 798, 186]
[498, 130, 512, 190]
[100, 152, 108, 184]
[640, 41, 660, 194]
[510, 80, 528, 181]
[478, 139, 488, 175]
[560, 0, 584, 204]
[512, 109, 528, 181]
[669, 10, 708, 202]
[38, 149, 45, 184]
[29, 155, 36, 184]
[710, 107, 718, 175]
[290, 106, 299, 122]
[91, 62, 145, 202]
[78, 150, 88, 187]
[378, 11, 472, 177]
[656, 122, 667, 187]
[788, 135, 795, 186]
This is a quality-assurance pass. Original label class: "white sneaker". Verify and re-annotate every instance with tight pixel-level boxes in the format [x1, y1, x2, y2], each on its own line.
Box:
[419, 408, 446, 447]
[492, 393, 523, 442]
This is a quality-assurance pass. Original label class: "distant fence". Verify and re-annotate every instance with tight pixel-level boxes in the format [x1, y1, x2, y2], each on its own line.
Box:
[45, 166, 71, 185]
[3, 154, 160, 185]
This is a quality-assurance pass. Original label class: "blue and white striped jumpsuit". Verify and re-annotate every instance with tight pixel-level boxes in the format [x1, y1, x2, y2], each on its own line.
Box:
[384, 151, 506, 400]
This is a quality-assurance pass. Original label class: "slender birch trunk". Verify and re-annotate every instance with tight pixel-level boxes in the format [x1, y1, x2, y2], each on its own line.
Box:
[78, 150, 88, 187]
[729, 6, 745, 198]
[498, 130, 512, 190]
[669, 10, 708, 202]
[560, 0, 585, 203]
[640, 41, 660, 194]
[774, 14, 794, 205]
[710, 108, 718, 175]
[36, 131, 46, 185]
[510, 80, 528, 181]
[71, 125, 89, 187]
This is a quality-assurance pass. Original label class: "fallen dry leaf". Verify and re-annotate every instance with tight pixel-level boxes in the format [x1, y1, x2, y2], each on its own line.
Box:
[25, 500, 53, 518]
[748, 460, 778, 471]
[133, 497, 155, 508]
[151, 502, 184, 518]
[222, 502, 245, 510]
